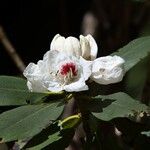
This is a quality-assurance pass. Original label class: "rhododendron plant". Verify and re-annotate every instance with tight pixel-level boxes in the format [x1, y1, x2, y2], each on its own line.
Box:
[0, 35, 149, 150]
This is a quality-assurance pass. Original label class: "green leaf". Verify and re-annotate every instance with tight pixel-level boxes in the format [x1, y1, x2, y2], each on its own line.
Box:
[28, 131, 61, 150]
[28, 129, 74, 150]
[90, 92, 148, 121]
[25, 122, 74, 150]
[0, 89, 48, 106]
[112, 36, 150, 72]
[0, 101, 64, 142]
[24, 122, 60, 149]
[0, 76, 66, 105]
[0, 76, 48, 105]
[124, 58, 149, 100]
[0, 76, 28, 91]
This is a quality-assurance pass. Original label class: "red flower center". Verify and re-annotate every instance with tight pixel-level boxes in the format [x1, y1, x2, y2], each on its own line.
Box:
[60, 62, 77, 76]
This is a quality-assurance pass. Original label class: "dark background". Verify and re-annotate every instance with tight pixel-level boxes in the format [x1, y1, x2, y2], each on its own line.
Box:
[0, 1, 150, 149]
[0, 0, 150, 75]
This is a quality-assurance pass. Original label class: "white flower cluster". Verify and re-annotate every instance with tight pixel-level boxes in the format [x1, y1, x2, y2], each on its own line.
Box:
[23, 34, 125, 93]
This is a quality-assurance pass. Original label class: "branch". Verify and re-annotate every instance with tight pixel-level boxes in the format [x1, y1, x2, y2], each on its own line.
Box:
[0, 26, 25, 73]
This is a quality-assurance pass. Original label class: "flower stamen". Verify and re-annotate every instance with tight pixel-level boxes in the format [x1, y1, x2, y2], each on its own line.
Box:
[59, 62, 78, 84]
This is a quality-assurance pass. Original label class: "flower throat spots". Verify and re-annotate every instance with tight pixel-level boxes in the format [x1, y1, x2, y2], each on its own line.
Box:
[60, 62, 78, 76]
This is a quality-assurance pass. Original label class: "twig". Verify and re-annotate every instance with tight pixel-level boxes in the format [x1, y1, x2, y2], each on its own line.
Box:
[0, 26, 26, 73]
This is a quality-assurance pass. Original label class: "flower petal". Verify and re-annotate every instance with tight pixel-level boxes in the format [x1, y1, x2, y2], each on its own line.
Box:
[42, 50, 89, 92]
[85, 34, 98, 60]
[64, 36, 81, 58]
[50, 34, 65, 51]
[23, 63, 48, 92]
[79, 57, 92, 81]
[79, 35, 91, 60]
[64, 77, 88, 92]
[27, 80, 47, 93]
[91, 55, 125, 84]
[46, 81, 63, 92]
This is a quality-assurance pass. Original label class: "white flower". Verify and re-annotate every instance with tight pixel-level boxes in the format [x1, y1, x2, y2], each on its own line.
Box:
[50, 34, 98, 60]
[91, 55, 125, 85]
[23, 50, 92, 93]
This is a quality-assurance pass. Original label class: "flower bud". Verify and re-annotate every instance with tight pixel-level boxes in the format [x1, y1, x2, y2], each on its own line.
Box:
[58, 114, 81, 130]
[91, 55, 125, 84]
[50, 34, 98, 60]
[80, 34, 98, 60]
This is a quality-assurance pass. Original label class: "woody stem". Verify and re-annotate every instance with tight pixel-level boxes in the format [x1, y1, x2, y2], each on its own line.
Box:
[74, 93, 93, 149]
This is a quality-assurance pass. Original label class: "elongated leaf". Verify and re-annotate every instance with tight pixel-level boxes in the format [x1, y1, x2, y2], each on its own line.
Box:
[0, 89, 48, 106]
[0, 76, 48, 105]
[28, 132, 61, 150]
[25, 122, 74, 150]
[112, 36, 150, 72]
[0, 76, 65, 105]
[124, 58, 148, 100]
[27, 129, 74, 150]
[24, 122, 60, 149]
[91, 92, 148, 121]
[0, 76, 28, 91]
[0, 101, 64, 142]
